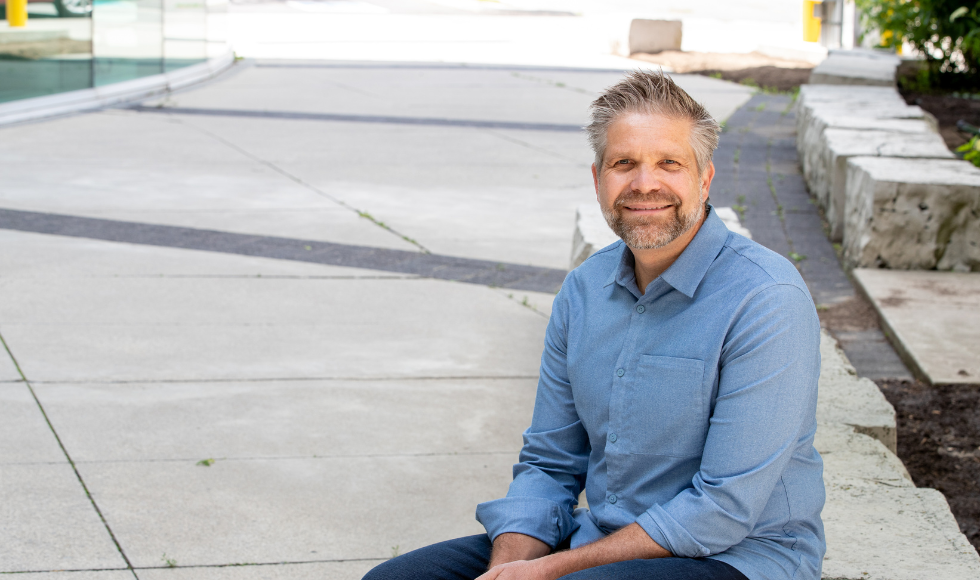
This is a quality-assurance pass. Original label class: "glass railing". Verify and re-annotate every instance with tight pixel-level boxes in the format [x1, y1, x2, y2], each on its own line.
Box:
[0, 0, 224, 104]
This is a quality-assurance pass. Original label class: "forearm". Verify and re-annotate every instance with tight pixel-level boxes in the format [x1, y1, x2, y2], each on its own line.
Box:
[539, 523, 671, 577]
[488, 533, 552, 568]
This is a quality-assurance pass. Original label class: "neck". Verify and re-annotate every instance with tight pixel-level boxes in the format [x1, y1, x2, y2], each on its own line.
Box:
[630, 210, 707, 295]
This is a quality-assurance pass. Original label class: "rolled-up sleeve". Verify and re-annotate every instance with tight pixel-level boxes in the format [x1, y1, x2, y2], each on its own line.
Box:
[635, 283, 821, 557]
[476, 288, 591, 548]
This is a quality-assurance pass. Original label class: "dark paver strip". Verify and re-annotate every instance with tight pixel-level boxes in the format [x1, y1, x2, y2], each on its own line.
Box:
[129, 105, 584, 133]
[0, 208, 566, 293]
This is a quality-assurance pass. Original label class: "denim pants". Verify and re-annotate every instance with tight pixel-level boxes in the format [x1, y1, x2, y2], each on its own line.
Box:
[362, 534, 750, 580]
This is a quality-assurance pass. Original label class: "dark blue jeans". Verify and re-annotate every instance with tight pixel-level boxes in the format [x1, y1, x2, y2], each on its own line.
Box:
[363, 534, 749, 580]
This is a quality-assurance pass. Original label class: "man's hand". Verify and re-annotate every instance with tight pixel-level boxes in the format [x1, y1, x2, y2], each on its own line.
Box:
[481, 523, 671, 580]
[477, 558, 556, 580]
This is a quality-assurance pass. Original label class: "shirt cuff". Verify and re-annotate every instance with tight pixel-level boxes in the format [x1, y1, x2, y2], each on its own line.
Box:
[475, 496, 579, 548]
[636, 504, 710, 558]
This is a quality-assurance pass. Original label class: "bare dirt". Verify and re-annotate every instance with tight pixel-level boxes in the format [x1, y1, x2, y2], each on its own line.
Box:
[877, 379, 980, 553]
[899, 90, 980, 150]
[630, 51, 814, 93]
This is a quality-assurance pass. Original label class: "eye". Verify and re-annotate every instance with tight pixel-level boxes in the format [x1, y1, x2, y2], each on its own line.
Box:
[616, 159, 631, 165]
[663, 159, 676, 164]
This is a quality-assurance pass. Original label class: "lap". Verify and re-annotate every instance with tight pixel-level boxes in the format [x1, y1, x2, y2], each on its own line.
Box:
[362, 535, 748, 580]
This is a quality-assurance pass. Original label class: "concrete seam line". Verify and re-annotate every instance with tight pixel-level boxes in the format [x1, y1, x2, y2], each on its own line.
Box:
[0, 330, 139, 578]
[0, 50, 235, 128]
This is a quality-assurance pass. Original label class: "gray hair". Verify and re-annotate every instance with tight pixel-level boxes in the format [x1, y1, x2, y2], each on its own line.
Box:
[586, 70, 721, 177]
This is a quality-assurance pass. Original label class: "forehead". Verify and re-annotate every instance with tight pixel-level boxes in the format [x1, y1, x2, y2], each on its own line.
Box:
[604, 112, 694, 157]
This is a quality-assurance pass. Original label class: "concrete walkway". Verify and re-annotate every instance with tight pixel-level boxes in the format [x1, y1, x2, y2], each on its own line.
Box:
[0, 60, 753, 578]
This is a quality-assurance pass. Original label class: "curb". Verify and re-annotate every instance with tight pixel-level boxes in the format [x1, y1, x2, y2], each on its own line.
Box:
[0, 50, 236, 127]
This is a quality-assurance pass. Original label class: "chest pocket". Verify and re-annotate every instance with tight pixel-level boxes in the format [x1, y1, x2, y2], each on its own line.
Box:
[622, 355, 708, 457]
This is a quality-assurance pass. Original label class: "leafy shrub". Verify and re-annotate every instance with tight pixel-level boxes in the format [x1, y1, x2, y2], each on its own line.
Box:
[856, 0, 980, 89]
[956, 134, 980, 166]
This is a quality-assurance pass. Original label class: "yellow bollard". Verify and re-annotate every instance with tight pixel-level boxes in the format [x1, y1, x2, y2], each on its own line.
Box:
[802, 0, 822, 43]
[7, 0, 28, 27]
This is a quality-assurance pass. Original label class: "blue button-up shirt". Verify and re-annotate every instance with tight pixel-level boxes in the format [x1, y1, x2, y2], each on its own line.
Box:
[476, 207, 825, 580]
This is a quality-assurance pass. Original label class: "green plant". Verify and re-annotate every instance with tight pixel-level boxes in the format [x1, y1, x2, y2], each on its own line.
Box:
[162, 553, 177, 567]
[956, 134, 980, 166]
[196, 458, 215, 466]
[857, 0, 980, 88]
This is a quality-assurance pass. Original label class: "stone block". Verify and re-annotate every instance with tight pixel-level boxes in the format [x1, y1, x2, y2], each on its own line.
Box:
[571, 204, 620, 269]
[816, 129, 953, 241]
[815, 422, 912, 486]
[809, 50, 900, 87]
[628, 20, 682, 54]
[816, 331, 897, 453]
[822, 477, 980, 579]
[799, 113, 935, 189]
[853, 268, 980, 384]
[843, 157, 980, 271]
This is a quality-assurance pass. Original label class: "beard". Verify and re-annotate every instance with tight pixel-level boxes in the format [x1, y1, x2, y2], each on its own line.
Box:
[601, 187, 705, 250]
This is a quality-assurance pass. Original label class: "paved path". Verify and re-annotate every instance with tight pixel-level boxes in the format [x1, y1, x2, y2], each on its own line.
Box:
[0, 60, 753, 579]
[708, 91, 912, 381]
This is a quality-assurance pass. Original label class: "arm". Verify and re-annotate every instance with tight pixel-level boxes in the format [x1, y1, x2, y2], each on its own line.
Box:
[636, 283, 821, 557]
[479, 523, 671, 580]
[475, 288, 590, 550]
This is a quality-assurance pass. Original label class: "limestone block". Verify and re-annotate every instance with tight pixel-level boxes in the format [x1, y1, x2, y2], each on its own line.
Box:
[570, 204, 620, 269]
[815, 422, 912, 486]
[569, 205, 750, 269]
[799, 115, 934, 190]
[795, 85, 902, 139]
[843, 157, 980, 271]
[809, 50, 900, 87]
[816, 330, 897, 453]
[817, 129, 953, 241]
[628, 19, 682, 54]
[822, 479, 980, 579]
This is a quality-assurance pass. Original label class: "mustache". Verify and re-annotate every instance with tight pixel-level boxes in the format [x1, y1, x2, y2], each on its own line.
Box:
[613, 190, 683, 210]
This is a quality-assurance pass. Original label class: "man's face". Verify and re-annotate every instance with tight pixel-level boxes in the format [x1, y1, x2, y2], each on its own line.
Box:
[592, 112, 714, 251]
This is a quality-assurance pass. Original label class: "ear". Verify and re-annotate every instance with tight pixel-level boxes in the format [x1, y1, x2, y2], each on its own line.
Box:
[700, 161, 716, 201]
[591, 163, 600, 202]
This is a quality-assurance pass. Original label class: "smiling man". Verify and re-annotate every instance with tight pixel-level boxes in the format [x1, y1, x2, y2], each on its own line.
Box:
[363, 71, 825, 580]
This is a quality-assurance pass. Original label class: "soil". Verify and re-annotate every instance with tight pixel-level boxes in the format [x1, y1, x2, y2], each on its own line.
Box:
[898, 90, 980, 150]
[631, 51, 814, 93]
[877, 379, 980, 553]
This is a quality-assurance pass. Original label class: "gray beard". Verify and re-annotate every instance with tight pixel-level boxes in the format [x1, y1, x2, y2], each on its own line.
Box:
[601, 188, 705, 250]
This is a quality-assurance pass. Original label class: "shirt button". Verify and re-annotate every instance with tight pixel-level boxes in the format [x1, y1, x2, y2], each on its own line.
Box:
[616, 368, 625, 377]
[636, 305, 645, 313]
[608, 494, 618, 504]
[608, 433, 618, 443]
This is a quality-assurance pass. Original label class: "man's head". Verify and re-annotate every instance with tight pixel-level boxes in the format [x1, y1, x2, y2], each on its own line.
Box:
[586, 71, 720, 251]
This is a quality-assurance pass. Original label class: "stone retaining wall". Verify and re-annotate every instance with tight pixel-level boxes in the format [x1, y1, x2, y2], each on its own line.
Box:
[796, 50, 980, 272]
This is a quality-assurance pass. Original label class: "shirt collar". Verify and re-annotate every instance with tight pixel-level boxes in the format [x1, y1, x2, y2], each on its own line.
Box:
[604, 205, 731, 299]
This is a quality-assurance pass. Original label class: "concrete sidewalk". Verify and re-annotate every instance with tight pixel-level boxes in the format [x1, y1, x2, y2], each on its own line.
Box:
[0, 60, 753, 578]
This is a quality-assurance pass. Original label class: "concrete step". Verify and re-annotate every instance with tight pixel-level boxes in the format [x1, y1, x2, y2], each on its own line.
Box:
[853, 268, 980, 384]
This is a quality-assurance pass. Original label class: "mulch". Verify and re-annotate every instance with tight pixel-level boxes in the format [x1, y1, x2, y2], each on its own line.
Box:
[877, 379, 980, 552]
[692, 66, 813, 93]
[898, 90, 980, 149]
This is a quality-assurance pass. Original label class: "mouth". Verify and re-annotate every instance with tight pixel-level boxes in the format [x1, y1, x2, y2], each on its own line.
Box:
[622, 202, 675, 214]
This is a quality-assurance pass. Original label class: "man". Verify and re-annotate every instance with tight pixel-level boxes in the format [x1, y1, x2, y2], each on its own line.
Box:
[364, 70, 824, 580]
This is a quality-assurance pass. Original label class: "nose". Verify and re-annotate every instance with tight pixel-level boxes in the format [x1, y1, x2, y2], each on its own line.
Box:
[630, 163, 663, 194]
